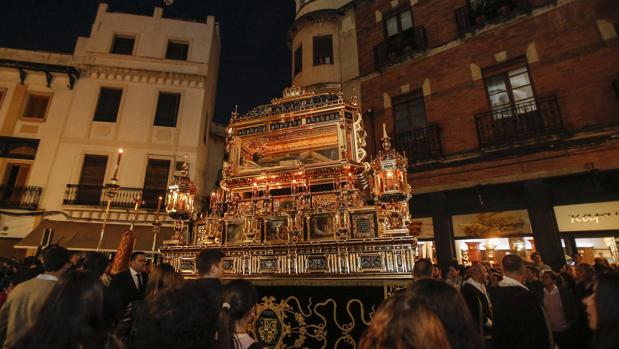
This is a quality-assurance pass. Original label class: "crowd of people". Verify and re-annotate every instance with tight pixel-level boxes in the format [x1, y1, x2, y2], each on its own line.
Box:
[362, 252, 619, 349]
[0, 246, 616, 349]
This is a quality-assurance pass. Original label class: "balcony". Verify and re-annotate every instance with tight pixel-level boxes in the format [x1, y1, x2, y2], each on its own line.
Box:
[63, 185, 166, 210]
[0, 186, 42, 210]
[394, 124, 442, 164]
[475, 95, 563, 148]
[374, 26, 427, 69]
[455, 0, 534, 36]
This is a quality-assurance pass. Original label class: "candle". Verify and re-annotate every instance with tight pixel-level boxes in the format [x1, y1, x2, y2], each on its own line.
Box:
[252, 182, 258, 199]
[211, 191, 217, 210]
[112, 148, 123, 179]
[291, 179, 297, 195]
[155, 196, 162, 221]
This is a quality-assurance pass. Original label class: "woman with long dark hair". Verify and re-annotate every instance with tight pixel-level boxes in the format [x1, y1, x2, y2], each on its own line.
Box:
[407, 278, 483, 349]
[359, 292, 451, 349]
[115, 263, 180, 347]
[583, 272, 619, 349]
[9, 270, 121, 349]
[215, 279, 266, 349]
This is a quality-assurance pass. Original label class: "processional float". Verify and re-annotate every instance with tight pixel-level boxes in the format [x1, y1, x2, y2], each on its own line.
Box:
[160, 87, 418, 280]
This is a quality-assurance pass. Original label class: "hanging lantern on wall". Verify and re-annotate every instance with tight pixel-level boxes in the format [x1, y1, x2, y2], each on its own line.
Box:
[164, 157, 196, 245]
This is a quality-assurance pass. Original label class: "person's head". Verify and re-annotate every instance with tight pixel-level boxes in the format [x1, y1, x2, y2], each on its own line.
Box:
[133, 282, 218, 348]
[413, 258, 433, 280]
[572, 252, 582, 265]
[502, 254, 525, 282]
[407, 279, 482, 349]
[145, 263, 180, 301]
[217, 279, 259, 349]
[359, 293, 451, 349]
[10, 270, 110, 349]
[575, 263, 595, 284]
[594, 257, 611, 268]
[447, 260, 461, 279]
[432, 265, 442, 279]
[531, 252, 542, 264]
[489, 268, 503, 287]
[583, 272, 619, 349]
[83, 252, 110, 277]
[129, 252, 146, 273]
[42, 245, 71, 275]
[541, 270, 558, 288]
[23, 256, 40, 269]
[469, 263, 488, 284]
[196, 249, 225, 279]
[524, 265, 540, 282]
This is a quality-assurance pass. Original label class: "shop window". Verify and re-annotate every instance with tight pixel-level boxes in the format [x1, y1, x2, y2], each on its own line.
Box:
[166, 40, 189, 61]
[154, 92, 181, 127]
[483, 59, 536, 119]
[93, 87, 122, 123]
[294, 45, 303, 75]
[313, 35, 333, 66]
[21, 93, 51, 119]
[393, 92, 427, 137]
[572, 237, 619, 265]
[110, 35, 135, 55]
[384, 9, 414, 38]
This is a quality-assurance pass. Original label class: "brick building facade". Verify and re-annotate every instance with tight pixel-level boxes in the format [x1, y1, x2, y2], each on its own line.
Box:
[351, 0, 619, 271]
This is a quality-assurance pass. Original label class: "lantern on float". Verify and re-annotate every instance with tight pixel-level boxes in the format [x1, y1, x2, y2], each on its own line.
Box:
[164, 157, 196, 245]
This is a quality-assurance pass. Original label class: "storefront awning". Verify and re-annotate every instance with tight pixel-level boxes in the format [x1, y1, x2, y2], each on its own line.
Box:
[15, 219, 174, 252]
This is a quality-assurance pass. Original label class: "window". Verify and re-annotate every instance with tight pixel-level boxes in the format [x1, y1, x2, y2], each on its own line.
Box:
[93, 87, 122, 122]
[166, 40, 189, 61]
[385, 9, 414, 38]
[484, 65, 536, 118]
[110, 35, 135, 55]
[154, 92, 181, 127]
[75, 154, 108, 205]
[21, 93, 50, 119]
[294, 45, 303, 75]
[313, 35, 333, 66]
[142, 159, 170, 208]
[393, 93, 427, 137]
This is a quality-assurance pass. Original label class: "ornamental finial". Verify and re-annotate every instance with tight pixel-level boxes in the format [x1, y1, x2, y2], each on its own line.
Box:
[381, 123, 391, 150]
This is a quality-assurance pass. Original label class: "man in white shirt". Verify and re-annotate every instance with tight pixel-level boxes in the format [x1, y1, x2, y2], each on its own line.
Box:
[0, 245, 71, 348]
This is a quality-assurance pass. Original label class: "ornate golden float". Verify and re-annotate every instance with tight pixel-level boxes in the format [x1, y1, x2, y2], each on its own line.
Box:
[160, 86, 417, 280]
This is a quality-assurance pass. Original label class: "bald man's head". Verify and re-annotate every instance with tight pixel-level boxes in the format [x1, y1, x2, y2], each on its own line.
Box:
[469, 263, 488, 284]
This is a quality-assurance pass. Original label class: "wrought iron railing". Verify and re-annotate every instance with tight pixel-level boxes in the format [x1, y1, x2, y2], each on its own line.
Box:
[63, 184, 166, 210]
[375, 26, 427, 69]
[0, 186, 42, 210]
[475, 95, 563, 147]
[394, 124, 442, 164]
[455, 0, 534, 36]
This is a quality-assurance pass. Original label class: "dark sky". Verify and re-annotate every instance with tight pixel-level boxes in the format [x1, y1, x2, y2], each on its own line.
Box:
[0, 0, 295, 123]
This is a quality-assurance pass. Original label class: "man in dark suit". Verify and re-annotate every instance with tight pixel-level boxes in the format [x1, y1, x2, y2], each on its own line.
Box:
[492, 254, 552, 349]
[462, 263, 493, 337]
[110, 251, 148, 310]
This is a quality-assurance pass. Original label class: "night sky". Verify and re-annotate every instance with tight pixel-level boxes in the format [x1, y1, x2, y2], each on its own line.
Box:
[0, 0, 295, 123]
